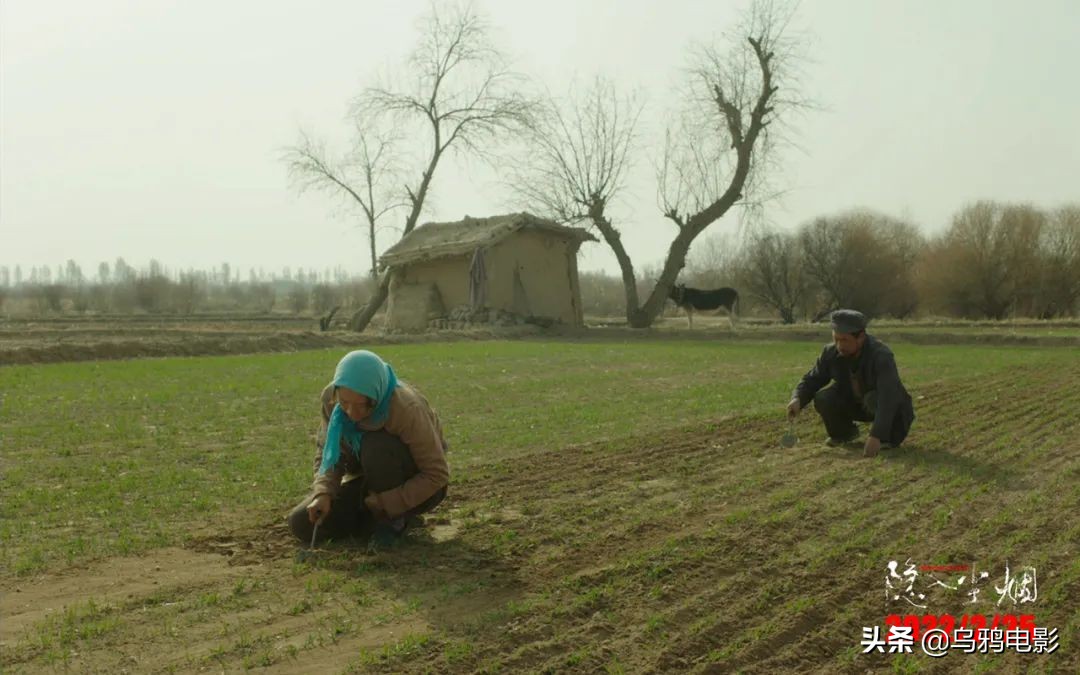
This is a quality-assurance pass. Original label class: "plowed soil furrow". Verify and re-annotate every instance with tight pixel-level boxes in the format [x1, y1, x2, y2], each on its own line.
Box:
[396, 362, 1080, 672]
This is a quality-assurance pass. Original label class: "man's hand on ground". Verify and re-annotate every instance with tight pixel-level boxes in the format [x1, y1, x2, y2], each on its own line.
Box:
[786, 398, 801, 421]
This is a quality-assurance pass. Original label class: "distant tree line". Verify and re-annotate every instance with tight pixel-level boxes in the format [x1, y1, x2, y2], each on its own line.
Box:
[580, 201, 1080, 322]
[0, 259, 375, 317]
[6, 201, 1076, 323]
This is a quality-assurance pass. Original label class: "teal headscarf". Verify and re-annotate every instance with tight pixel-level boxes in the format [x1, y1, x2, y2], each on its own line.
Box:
[318, 350, 399, 475]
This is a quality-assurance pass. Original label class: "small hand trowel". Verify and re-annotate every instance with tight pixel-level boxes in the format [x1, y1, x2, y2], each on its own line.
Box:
[780, 420, 798, 448]
[296, 522, 320, 563]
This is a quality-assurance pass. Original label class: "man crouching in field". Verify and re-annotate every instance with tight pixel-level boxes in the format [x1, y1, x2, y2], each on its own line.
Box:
[786, 310, 915, 457]
[288, 350, 449, 550]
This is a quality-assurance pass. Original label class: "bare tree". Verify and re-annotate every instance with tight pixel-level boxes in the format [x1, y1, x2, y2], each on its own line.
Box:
[800, 210, 923, 319]
[174, 271, 207, 315]
[918, 202, 1011, 319]
[284, 126, 404, 280]
[1038, 204, 1080, 317]
[293, 287, 313, 315]
[512, 0, 803, 327]
[799, 215, 856, 317]
[998, 204, 1046, 317]
[508, 76, 643, 320]
[340, 1, 538, 331]
[739, 228, 806, 323]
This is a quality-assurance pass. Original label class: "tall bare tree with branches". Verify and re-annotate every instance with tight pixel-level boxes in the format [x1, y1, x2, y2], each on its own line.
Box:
[344, 2, 537, 331]
[800, 210, 924, 319]
[512, 0, 803, 327]
[284, 126, 403, 280]
[507, 75, 644, 316]
[285, 2, 538, 331]
[740, 229, 806, 323]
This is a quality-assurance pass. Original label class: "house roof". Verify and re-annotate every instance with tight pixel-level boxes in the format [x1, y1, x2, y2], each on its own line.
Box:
[378, 212, 597, 269]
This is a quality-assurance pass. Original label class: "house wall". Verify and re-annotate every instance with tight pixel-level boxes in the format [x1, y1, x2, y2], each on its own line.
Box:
[388, 231, 587, 328]
[487, 231, 580, 324]
[398, 255, 471, 309]
[385, 280, 444, 331]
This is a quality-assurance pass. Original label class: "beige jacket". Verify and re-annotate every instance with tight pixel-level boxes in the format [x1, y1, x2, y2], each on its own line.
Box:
[311, 381, 449, 518]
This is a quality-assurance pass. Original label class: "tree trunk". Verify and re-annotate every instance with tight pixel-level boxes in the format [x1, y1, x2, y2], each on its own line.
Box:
[605, 228, 692, 329]
[349, 269, 395, 332]
[368, 220, 378, 279]
[628, 231, 695, 328]
[349, 154, 441, 332]
[588, 199, 649, 326]
[611, 244, 641, 326]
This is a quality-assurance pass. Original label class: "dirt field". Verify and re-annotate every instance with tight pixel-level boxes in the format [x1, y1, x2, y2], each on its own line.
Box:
[0, 316, 546, 365]
[1, 336, 1077, 673]
[2, 315, 1078, 366]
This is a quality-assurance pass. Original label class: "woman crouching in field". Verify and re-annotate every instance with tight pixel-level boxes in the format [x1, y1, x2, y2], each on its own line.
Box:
[288, 349, 449, 550]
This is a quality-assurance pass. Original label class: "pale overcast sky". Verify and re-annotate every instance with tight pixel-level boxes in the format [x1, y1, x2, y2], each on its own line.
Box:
[2, 0, 1078, 278]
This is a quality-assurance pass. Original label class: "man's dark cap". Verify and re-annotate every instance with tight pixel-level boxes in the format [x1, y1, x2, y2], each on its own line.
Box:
[830, 309, 867, 334]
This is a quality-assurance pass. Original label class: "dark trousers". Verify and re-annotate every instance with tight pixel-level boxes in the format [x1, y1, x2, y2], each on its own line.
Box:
[288, 430, 447, 544]
[813, 385, 910, 446]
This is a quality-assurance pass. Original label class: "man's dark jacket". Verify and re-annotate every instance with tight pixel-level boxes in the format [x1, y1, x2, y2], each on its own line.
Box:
[793, 335, 915, 441]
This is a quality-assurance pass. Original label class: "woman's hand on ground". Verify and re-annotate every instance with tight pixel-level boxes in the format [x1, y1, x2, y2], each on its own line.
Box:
[364, 493, 387, 521]
[307, 494, 331, 525]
